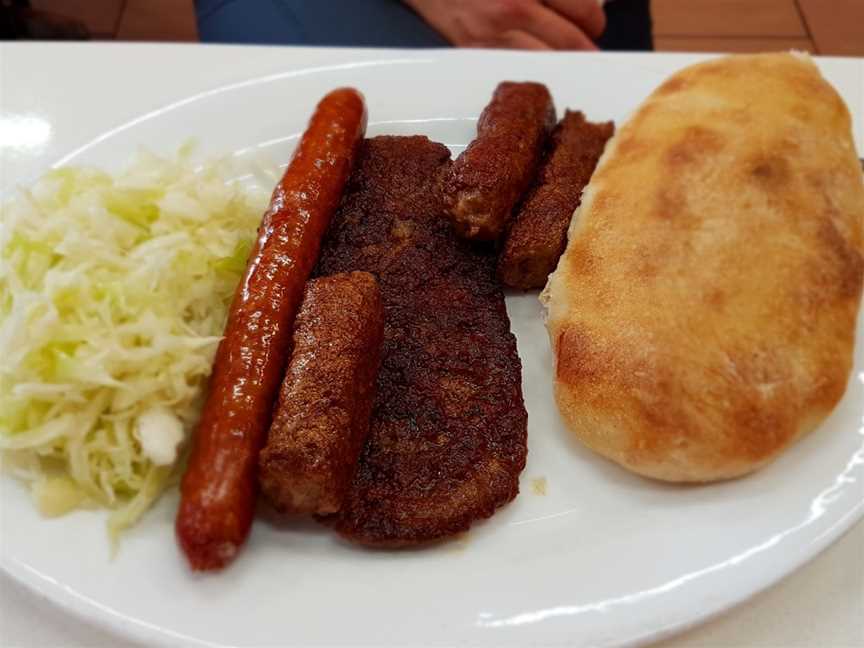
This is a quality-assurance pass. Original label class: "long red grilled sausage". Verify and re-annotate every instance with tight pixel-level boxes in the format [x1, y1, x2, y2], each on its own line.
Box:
[176, 88, 367, 570]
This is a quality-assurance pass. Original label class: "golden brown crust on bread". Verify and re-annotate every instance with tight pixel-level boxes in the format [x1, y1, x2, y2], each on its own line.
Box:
[542, 53, 864, 482]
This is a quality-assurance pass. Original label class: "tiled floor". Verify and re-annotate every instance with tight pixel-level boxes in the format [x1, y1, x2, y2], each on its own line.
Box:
[654, 0, 864, 55]
[28, 0, 864, 55]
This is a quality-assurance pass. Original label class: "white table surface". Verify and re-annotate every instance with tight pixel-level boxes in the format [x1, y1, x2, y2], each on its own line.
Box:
[0, 43, 862, 648]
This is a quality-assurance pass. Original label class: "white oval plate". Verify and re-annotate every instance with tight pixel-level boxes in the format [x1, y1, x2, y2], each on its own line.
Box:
[2, 48, 863, 648]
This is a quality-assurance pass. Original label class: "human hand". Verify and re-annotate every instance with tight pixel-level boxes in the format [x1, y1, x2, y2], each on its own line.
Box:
[403, 0, 606, 50]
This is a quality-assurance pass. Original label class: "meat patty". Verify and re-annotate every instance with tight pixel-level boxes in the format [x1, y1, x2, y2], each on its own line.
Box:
[316, 135, 528, 546]
[498, 111, 614, 290]
[258, 271, 384, 516]
[443, 82, 556, 241]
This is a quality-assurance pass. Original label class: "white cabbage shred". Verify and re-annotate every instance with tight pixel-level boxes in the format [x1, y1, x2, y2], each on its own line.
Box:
[0, 147, 275, 541]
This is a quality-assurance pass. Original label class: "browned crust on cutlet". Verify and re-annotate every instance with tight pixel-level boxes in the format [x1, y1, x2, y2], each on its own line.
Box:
[258, 271, 384, 515]
[443, 82, 555, 241]
[498, 111, 614, 290]
[315, 136, 528, 546]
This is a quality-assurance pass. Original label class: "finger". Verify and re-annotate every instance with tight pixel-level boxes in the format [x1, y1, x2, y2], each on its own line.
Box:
[524, 4, 599, 50]
[482, 29, 553, 50]
[543, 0, 607, 40]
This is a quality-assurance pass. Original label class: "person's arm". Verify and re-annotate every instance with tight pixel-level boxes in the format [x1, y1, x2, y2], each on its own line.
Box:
[402, 0, 606, 50]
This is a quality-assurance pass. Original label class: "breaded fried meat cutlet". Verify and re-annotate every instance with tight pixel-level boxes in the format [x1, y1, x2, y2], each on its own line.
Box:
[316, 135, 528, 546]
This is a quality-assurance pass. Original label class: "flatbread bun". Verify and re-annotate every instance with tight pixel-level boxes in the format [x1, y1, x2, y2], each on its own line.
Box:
[541, 53, 864, 482]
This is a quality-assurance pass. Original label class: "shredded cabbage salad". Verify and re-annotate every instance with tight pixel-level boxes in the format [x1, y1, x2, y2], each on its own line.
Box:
[0, 146, 275, 541]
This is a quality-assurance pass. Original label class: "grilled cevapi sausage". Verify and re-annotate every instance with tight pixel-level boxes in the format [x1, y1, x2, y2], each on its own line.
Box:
[498, 111, 614, 289]
[259, 271, 384, 516]
[175, 88, 367, 571]
[443, 82, 555, 241]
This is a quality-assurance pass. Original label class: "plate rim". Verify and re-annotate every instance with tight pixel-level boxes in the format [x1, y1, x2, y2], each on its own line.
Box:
[4, 500, 862, 648]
